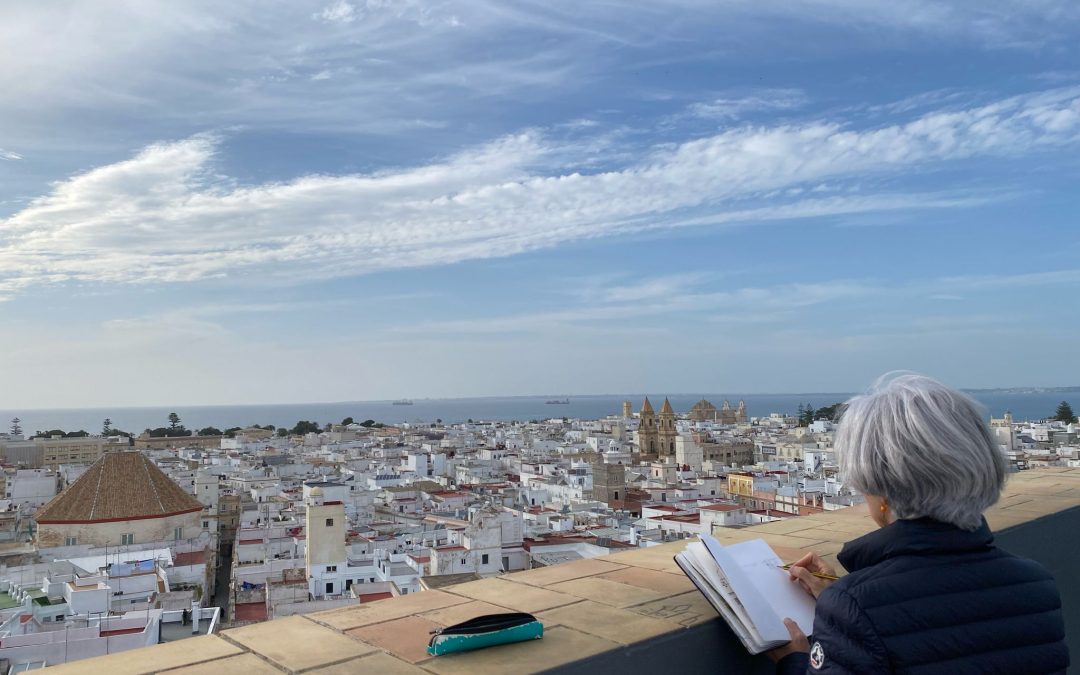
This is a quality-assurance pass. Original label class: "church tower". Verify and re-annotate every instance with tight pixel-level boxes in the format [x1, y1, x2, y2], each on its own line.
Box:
[658, 397, 677, 458]
[637, 397, 659, 459]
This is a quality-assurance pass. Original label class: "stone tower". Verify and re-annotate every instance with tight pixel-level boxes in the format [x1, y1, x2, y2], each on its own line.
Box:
[658, 397, 677, 458]
[736, 400, 748, 424]
[591, 461, 626, 509]
[637, 397, 658, 458]
[622, 400, 632, 419]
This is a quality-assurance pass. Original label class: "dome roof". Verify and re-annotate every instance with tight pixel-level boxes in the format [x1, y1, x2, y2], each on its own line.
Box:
[36, 452, 203, 524]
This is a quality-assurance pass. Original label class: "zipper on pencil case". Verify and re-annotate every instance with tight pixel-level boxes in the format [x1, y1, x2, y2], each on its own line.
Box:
[429, 613, 537, 638]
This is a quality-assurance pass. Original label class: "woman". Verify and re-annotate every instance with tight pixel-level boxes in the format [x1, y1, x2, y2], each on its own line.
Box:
[769, 374, 1069, 674]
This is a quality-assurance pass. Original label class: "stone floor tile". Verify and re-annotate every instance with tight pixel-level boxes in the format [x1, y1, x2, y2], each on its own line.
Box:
[600, 544, 683, 572]
[507, 558, 627, 587]
[42, 635, 243, 675]
[627, 590, 720, 627]
[223, 615, 377, 672]
[308, 652, 429, 674]
[313, 590, 469, 630]
[755, 532, 828, 549]
[161, 653, 283, 675]
[537, 600, 682, 644]
[445, 578, 582, 613]
[420, 625, 617, 675]
[418, 599, 509, 627]
[548, 576, 666, 608]
[347, 615, 441, 664]
[598, 566, 695, 596]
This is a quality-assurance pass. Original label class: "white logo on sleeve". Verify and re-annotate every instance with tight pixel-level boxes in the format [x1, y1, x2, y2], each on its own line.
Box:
[809, 641, 825, 669]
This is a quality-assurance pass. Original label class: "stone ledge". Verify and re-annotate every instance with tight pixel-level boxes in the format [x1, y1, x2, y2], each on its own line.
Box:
[43, 469, 1080, 674]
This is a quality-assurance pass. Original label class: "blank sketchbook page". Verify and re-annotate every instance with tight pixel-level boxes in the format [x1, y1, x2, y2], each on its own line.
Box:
[702, 536, 817, 641]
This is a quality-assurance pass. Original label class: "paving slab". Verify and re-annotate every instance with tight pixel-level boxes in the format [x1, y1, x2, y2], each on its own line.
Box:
[347, 615, 441, 664]
[313, 590, 469, 630]
[538, 600, 682, 644]
[224, 615, 377, 672]
[548, 576, 667, 608]
[445, 578, 582, 613]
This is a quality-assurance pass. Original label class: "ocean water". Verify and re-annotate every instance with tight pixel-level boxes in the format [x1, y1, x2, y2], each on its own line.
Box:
[0, 391, 1072, 436]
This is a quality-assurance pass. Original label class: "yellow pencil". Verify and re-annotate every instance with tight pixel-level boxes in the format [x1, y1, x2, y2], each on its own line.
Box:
[780, 563, 839, 581]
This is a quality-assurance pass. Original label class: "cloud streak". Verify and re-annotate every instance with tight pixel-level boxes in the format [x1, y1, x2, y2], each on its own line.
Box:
[1, 88, 1079, 298]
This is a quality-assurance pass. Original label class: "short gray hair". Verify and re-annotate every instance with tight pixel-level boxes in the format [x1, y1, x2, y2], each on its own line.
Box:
[835, 373, 1005, 531]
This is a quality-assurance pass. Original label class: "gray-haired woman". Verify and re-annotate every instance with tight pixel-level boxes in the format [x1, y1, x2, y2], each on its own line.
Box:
[769, 373, 1069, 674]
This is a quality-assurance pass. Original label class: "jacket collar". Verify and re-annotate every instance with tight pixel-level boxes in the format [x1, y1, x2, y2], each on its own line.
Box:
[838, 517, 994, 573]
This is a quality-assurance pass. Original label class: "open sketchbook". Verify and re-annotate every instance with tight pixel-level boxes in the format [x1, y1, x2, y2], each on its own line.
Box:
[674, 535, 816, 654]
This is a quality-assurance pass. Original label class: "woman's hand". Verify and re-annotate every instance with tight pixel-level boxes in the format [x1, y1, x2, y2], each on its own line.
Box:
[766, 618, 810, 663]
[788, 551, 838, 599]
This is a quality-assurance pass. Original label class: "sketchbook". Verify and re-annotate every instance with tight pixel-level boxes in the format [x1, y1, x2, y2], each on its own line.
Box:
[674, 535, 816, 654]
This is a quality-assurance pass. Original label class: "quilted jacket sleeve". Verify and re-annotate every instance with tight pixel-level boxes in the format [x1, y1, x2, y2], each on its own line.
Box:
[776, 586, 890, 674]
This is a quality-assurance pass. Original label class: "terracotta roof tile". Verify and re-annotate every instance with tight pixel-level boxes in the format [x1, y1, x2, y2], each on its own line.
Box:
[35, 452, 203, 524]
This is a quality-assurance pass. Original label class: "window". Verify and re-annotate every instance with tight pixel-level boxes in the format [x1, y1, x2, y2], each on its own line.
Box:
[325, 582, 333, 594]
[325, 518, 334, 527]
[461, 558, 467, 565]
[65, 536, 77, 546]
[327, 565, 337, 572]
[481, 554, 489, 565]
[369, 577, 375, 583]
[174, 527, 183, 540]
[203, 520, 209, 528]
[614, 491, 619, 500]
[121, 533, 134, 545]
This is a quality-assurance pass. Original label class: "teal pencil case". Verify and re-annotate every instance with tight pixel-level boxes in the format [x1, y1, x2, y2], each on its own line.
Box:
[427, 612, 544, 656]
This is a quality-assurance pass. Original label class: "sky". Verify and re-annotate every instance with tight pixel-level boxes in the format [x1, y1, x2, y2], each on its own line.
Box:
[1, 1, 1079, 408]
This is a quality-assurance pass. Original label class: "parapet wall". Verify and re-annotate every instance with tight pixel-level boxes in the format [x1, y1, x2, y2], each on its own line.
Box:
[45, 468, 1080, 674]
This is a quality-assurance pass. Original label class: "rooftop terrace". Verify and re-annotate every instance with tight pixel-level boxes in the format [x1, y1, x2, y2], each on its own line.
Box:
[45, 468, 1080, 674]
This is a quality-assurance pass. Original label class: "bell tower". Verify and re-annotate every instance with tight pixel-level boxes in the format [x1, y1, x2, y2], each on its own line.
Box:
[637, 397, 659, 459]
[658, 398, 677, 458]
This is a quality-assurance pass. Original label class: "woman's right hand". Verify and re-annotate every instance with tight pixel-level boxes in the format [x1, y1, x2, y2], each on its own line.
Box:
[787, 551, 838, 599]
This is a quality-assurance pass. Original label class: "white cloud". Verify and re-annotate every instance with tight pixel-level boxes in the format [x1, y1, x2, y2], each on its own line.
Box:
[0, 149, 21, 160]
[316, 0, 357, 23]
[686, 88, 808, 120]
[1, 88, 1079, 299]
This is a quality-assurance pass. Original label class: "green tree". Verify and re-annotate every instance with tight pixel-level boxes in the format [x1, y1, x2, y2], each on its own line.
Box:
[289, 420, 321, 435]
[168, 412, 181, 430]
[436, 418, 443, 425]
[223, 427, 242, 438]
[276, 427, 289, 437]
[198, 427, 224, 436]
[102, 418, 112, 436]
[359, 419, 377, 428]
[9, 418, 21, 436]
[1053, 401, 1076, 424]
[342, 417, 354, 426]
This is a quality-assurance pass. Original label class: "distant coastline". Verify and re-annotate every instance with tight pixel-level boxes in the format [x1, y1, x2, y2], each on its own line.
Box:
[1, 389, 1074, 438]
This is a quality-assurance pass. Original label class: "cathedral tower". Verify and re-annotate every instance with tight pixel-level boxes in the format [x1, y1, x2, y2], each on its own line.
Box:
[637, 397, 658, 458]
[658, 397, 677, 458]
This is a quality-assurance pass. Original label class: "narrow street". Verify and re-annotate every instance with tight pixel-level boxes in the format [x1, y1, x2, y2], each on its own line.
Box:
[210, 545, 233, 624]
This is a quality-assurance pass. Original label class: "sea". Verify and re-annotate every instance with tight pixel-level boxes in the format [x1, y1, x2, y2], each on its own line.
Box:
[1, 391, 1075, 436]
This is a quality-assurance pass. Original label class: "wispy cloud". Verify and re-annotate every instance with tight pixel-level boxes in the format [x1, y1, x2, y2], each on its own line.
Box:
[1, 88, 1079, 299]
[685, 88, 808, 120]
[0, 149, 22, 161]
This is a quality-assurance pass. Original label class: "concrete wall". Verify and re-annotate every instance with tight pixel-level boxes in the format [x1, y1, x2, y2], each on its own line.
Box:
[37, 511, 200, 548]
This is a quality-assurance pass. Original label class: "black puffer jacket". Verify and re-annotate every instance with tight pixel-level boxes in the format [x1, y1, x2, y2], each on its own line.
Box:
[777, 517, 1069, 674]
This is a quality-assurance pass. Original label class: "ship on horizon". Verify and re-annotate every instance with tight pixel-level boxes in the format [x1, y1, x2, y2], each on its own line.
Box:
[545, 398, 570, 404]
[392, 399, 414, 406]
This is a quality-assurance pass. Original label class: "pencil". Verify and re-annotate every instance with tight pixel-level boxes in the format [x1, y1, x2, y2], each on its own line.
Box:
[780, 563, 839, 581]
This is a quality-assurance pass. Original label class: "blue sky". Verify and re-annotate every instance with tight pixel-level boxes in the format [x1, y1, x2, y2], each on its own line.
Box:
[1, 1, 1079, 408]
